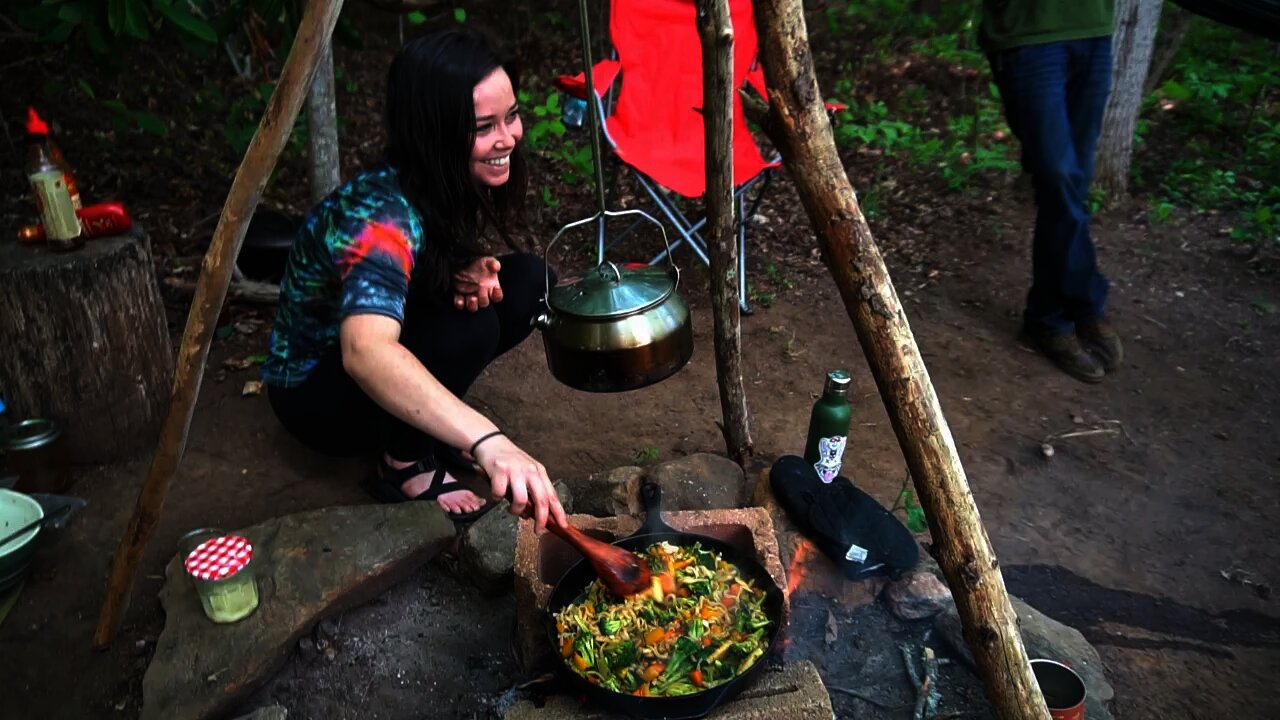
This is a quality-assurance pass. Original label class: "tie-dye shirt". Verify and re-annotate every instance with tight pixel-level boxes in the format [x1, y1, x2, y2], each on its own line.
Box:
[263, 165, 425, 387]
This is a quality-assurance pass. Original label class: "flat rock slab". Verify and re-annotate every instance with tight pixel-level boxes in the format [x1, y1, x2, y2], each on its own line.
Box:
[142, 502, 456, 720]
[503, 660, 831, 720]
[619, 453, 750, 514]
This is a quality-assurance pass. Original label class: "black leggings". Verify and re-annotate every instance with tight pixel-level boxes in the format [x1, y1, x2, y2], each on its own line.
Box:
[267, 252, 552, 463]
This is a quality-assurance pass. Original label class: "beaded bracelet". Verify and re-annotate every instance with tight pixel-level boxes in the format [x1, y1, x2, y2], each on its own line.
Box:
[469, 430, 506, 459]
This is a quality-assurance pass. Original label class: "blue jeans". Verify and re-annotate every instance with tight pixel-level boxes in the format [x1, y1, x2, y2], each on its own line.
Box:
[990, 38, 1112, 337]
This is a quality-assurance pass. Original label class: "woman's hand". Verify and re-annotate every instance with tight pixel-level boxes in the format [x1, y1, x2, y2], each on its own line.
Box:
[472, 434, 567, 534]
[452, 256, 503, 312]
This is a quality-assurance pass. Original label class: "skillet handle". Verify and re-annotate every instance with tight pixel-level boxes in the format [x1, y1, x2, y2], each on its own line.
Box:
[637, 481, 676, 535]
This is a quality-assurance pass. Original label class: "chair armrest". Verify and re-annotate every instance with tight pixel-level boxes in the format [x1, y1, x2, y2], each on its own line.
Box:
[554, 59, 622, 99]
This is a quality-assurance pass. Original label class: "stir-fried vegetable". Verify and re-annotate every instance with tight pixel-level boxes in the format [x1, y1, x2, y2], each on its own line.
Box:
[553, 541, 772, 697]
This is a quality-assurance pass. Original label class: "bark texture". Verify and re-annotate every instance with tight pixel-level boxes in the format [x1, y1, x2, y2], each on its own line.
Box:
[306, 41, 342, 204]
[1097, 0, 1163, 197]
[696, 0, 753, 465]
[94, 0, 347, 649]
[751, 1, 1048, 718]
[1144, 5, 1194, 96]
[0, 225, 172, 464]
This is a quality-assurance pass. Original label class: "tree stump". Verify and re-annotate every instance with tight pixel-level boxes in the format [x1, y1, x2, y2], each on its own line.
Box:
[0, 225, 173, 464]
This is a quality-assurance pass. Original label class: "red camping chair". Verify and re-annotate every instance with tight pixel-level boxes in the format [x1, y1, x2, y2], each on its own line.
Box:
[556, 0, 781, 313]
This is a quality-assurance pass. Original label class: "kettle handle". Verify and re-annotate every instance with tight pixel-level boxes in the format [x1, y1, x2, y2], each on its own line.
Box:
[542, 209, 678, 300]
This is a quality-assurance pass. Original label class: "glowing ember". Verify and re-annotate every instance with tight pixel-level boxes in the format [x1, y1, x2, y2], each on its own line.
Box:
[784, 539, 813, 597]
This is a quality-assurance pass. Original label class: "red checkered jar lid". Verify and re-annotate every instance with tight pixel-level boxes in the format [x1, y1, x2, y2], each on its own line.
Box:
[184, 535, 253, 581]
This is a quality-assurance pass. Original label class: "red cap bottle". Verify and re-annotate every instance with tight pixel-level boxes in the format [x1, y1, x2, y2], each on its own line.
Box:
[26, 107, 82, 210]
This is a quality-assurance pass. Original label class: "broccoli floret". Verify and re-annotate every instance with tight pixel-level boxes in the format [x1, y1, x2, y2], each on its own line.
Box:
[573, 634, 596, 666]
[605, 640, 638, 668]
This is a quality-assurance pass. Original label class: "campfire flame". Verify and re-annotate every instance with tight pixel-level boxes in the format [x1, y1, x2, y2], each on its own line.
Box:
[783, 539, 813, 598]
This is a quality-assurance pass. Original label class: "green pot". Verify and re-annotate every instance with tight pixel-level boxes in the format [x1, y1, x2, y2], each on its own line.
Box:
[0, 489, 44, 592]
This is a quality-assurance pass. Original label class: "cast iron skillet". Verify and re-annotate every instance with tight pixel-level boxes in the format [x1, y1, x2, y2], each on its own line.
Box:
[544, 482, 786, 720]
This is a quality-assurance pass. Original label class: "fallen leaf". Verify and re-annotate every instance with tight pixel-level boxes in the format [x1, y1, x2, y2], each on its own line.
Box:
[824, 610, 838, 648]
[222, 353, 269, 371]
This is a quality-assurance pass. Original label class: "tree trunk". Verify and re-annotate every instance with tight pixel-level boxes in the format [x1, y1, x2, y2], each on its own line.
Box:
[1096, 0, 1163, 197]
[307, 41, 342, 204]
[94, 0, 347, 649]
[751, 1, 1049, 719]
[1144, 5, 1195, 96]
[696, 0, 753, 466]
[0, 225, 172, 465]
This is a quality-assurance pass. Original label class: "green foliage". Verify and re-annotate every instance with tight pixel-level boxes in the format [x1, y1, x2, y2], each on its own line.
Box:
[1137, 20, 1280, 245]
[826, 2, 1017, 191]
[16, 0, 219, 55]
[825, 0, 1276, 245]
[892, 480, 928, 534]
[77, 80, 169, 136]
[518, 87, 596, 205]
[632, 447, 660, 465]
[15, 0, 368, 161]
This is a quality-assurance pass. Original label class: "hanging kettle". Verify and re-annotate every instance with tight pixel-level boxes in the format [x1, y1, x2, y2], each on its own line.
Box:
[536, 210, 693, 393]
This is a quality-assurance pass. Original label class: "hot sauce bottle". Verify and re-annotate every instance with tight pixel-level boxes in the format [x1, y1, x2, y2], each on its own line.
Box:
[25, 108, 83, 250]
[26, 107, 81, 209]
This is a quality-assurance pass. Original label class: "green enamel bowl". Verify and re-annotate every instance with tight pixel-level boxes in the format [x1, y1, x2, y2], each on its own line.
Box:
[0, 490, 44, 592]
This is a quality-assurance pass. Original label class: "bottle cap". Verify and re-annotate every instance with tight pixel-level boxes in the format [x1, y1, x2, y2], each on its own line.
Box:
[26, 107, 49, 136]
[185, 535, 253, 581]
[824, 370, 851, 397]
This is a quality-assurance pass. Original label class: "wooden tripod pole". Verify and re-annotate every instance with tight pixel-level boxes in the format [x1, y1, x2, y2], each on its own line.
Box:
[695, 0, 754, 466]
[751, 1, 1049, 718]
[93, 0, 346, 649]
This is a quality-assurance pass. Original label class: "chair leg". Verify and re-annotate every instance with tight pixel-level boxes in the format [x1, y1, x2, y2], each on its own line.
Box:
[738, 190, 752, 315]
[638, 176, 710, 267]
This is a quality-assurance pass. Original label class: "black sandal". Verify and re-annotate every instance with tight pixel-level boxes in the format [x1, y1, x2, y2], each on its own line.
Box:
[363, 457, 495, 523]
[435, 444, 486, 485]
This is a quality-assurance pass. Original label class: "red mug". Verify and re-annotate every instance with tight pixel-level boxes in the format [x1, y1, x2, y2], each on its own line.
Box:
[1030, 659, 1086, 720]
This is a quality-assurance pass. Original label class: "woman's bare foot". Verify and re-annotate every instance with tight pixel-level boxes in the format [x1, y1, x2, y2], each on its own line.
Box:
[385, 456, 487, 515]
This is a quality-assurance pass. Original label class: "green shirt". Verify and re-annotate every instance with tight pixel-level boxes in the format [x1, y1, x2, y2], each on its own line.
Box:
[979, 0, 1114, 52]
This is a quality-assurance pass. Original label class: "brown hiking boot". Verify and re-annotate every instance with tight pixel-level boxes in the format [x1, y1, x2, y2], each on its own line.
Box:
[1020, 331, 1105, 383]
[1077, 318, 1123, 372]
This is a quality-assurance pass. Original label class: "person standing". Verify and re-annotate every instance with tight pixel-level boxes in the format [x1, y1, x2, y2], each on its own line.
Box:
[982, 1, 1124, 383]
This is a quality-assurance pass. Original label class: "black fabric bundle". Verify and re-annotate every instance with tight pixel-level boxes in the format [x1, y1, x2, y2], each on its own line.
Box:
[769, 455, 918, 581]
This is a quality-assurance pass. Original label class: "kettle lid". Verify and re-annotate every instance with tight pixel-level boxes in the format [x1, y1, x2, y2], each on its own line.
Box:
[548, 261, 675, 319]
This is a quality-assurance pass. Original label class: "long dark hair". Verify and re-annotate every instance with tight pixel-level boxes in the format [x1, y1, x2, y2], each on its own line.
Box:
[384, 27, 528, 300]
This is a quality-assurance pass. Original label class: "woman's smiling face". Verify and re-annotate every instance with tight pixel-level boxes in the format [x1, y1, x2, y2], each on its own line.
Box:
[470, 68, 522, 187]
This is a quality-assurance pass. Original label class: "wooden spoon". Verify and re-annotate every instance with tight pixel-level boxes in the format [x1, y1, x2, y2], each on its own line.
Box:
[443, 450, 652, 597]
[544, 516, 653, 597]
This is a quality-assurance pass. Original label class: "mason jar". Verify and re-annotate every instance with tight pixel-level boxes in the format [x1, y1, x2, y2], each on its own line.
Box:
[184, 534, 260, 623]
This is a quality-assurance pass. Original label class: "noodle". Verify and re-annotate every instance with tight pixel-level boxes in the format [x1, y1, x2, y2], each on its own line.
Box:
[553, 541, 771, 697]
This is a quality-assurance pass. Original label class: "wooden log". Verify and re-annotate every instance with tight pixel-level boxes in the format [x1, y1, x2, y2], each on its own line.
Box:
[93, 0, 347, 649]
[750, 1, 1050, 719]
[696, 0, 753, 466]
[0, 225, 172, 464]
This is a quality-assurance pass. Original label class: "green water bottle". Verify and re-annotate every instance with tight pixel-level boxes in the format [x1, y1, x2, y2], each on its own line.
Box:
[803, 370, 852, 483]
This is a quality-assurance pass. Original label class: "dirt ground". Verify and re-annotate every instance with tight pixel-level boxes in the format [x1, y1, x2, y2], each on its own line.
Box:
[2, 3, 1278, 719]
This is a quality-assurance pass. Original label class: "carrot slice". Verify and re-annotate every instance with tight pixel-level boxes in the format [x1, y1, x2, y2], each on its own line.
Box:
[659, 574, 676, 595]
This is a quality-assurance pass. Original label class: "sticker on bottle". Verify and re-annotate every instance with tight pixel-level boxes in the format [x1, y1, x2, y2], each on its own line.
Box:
[844, 542, 869, 563]
[813, 435, 847, 483]
[30, 170, 80, 242]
